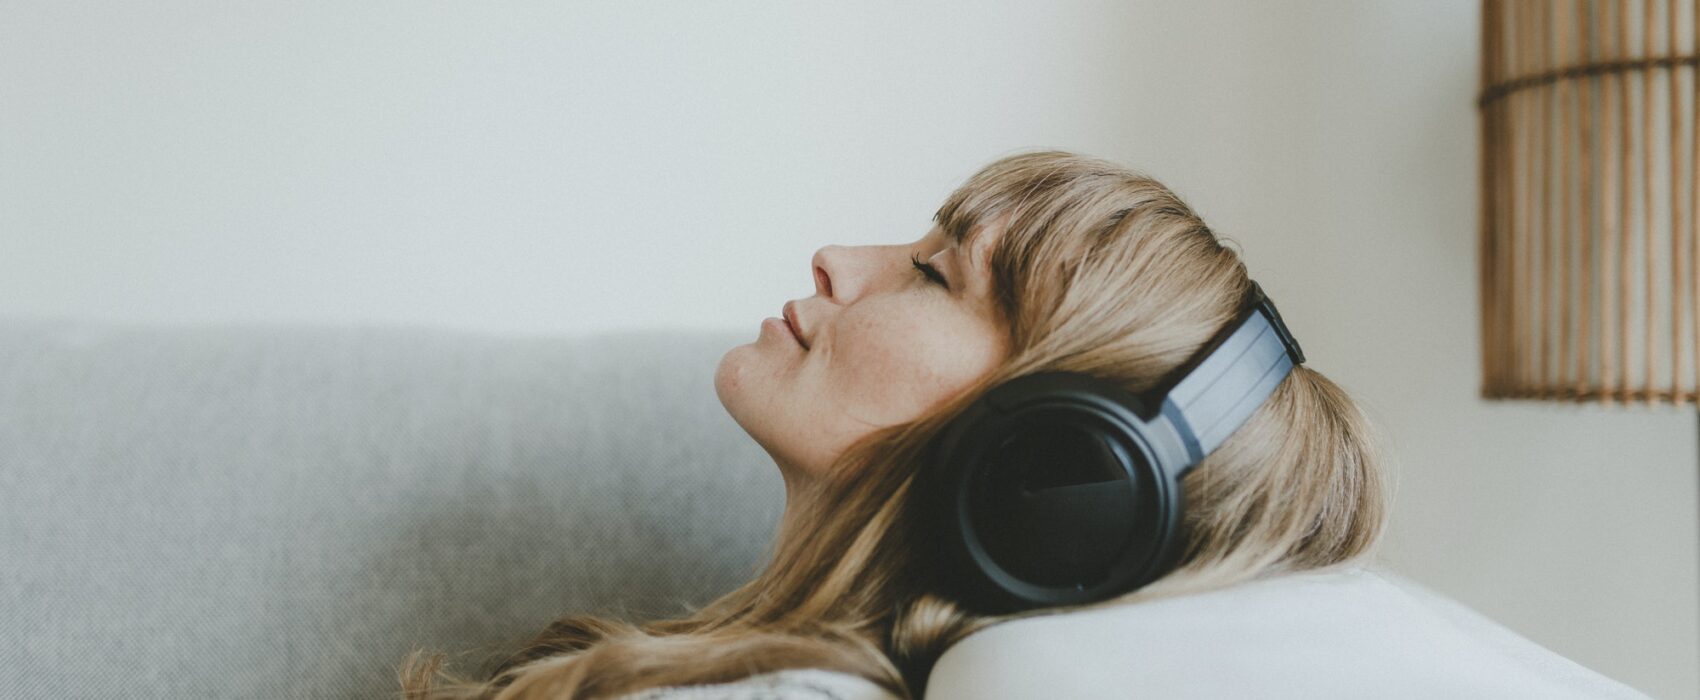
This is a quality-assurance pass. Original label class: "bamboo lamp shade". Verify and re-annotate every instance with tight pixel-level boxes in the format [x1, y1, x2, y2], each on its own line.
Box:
[1479, 0, 1700, 404]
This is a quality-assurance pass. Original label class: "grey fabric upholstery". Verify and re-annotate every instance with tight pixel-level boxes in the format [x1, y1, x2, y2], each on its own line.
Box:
[0, 317, 783, 698]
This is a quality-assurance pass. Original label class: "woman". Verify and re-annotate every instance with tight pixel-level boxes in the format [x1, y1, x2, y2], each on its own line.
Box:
[398, 149, 1389, 699]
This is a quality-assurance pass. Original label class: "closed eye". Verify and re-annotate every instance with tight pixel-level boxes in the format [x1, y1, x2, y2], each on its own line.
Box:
[910, 253, 950, 291]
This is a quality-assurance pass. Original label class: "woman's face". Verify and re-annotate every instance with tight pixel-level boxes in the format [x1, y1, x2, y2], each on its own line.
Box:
[715, 223, 1009, 492]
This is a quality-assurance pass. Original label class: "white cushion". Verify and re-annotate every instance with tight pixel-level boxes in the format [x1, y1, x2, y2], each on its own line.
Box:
[610, 668, 901, 699]
[925, 564, 1651, 699]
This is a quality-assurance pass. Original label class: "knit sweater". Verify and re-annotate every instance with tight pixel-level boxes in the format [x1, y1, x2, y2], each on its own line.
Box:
[605, 668, 903, 700]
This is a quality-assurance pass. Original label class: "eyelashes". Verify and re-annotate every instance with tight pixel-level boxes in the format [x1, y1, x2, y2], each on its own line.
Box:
[910, 253, 950, 290]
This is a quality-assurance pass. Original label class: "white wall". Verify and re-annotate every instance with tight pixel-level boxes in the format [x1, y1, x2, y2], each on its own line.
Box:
[2, 1, 1693, 697]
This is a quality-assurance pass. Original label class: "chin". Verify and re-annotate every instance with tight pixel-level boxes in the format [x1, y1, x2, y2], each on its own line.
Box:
[713, 345, 765, 428]
[712, 348, 742, 410]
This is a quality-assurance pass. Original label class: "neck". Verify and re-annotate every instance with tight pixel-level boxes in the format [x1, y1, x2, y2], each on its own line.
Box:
[775, 463, 823, 539]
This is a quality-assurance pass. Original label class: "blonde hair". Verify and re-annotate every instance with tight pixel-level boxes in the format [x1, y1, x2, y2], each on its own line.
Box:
[396, 149, 1392, 699]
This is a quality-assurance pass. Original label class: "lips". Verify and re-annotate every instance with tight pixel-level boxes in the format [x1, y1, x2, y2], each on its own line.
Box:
[782, 301, 808, 349]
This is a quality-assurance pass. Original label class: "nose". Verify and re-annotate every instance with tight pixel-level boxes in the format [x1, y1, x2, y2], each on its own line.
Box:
[811, 245, 841, 299]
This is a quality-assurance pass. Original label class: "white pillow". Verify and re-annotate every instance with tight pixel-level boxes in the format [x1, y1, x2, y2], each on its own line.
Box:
[925, 564, 1651, 699]
[608, 667, 901, 700]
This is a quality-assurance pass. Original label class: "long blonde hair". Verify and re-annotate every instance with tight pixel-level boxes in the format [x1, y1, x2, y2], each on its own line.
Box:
[397, 149, 1392, 699]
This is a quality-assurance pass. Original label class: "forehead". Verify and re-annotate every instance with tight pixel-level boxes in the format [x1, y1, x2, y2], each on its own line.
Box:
[960, 210, 1005, 255]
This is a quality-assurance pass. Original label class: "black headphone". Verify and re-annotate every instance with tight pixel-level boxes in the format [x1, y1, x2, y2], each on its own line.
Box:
[919, 280, 1306, 615]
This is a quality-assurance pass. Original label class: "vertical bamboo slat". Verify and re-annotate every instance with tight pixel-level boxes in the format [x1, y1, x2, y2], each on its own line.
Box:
[1669, 0, 1683, 403]
[1600, 0, 1620, 404]
[1542, 3, 1557, 395]
[1480, 0, 1495, 396]
[1479, 0, 1700, 404]
[1530, 0, 1543, 394]
[1619, 0, 1634, 402]
[1579, 0, 1596, 397]
[1509, 0, 1523, 394]
[1516, 0, 1530, 394]
[1560, 2, 1576, 396]
[1638, 0, 1652, 404]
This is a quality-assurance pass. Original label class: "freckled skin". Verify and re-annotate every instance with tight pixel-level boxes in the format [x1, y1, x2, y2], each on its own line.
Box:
[714, 225, 1007, 500]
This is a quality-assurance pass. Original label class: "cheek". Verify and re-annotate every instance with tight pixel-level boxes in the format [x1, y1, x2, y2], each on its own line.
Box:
[826, 309, 991, 423]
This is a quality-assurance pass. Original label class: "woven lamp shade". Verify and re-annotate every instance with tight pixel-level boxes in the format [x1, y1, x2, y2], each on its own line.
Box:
[1479, 0, 1700, 404]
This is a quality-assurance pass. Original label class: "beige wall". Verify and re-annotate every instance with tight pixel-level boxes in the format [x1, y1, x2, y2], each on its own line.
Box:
[1, 1, 1692, 696]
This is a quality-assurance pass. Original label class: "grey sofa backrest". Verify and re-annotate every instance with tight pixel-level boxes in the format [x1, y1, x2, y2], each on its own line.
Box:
[0, 318, 783, 698]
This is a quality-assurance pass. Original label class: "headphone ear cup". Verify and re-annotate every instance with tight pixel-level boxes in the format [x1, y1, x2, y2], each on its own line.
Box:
[970, 420, 1142, 586]
[923, 372, 1187, 615]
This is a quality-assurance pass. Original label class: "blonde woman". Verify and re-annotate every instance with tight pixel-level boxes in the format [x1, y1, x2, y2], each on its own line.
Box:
[398, 149, 1389, 699]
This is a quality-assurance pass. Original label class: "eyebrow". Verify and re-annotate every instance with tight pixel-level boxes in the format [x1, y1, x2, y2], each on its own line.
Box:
[948, 245, 976, 295]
